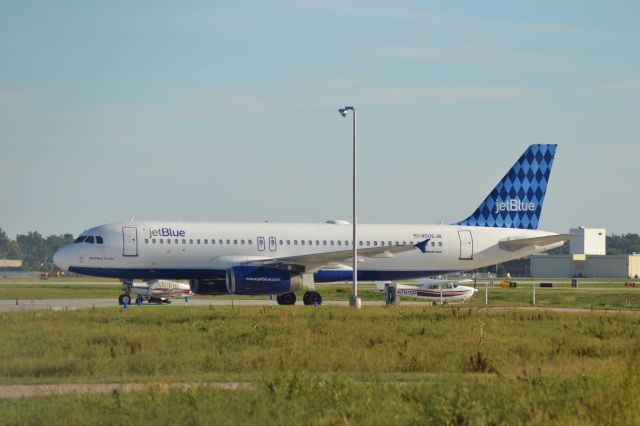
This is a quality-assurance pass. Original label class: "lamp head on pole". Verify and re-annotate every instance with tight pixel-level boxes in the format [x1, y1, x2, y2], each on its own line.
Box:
[338, 106, 355, 117]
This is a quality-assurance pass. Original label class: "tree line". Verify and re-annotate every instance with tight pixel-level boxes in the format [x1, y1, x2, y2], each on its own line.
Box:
[0, 228, 74, 272]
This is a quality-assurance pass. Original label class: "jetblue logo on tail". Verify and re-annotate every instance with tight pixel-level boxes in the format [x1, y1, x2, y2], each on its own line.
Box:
[455, 144, 556, 230]
[495, 199, 536, 214]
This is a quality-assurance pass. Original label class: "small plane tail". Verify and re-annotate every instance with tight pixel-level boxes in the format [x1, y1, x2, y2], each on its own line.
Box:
[456, 144, 557, 230]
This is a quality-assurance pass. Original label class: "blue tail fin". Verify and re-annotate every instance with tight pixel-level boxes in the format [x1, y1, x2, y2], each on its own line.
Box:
[456, 144, 557, 230]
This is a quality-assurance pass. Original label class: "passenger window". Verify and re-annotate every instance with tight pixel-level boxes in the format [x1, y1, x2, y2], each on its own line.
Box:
[144, 239, 149, 244]
[241, 239, 245, 245]
[373, 241, 378, 246]
[395, 241, 399, 245]
[438, 242, 442, 247]
[345, 240, 349, 246]
[152, 239, 156, 244]
[316, 240, 320, 245]
[226, 239, 230, 244]
[287, 240, 291, 245]
[74, 236, 86, 243]
[279, 240, 283, 245]
[234, 240, 238, 245]
[197, 239, 201, 244]
[167, 239, 171, 244]
[301, 240, 305, 245]
[204, 239, 208, 244]
[431, 242, 435, 247]
[159, 239, 164, 244]
[174, 239, 178, 244]
[366, 241, 371, 247]
[337, 240, 341, 246]
[330, 241, 334, 246]
[294, 240, 298, 245]
[359, 241, 363, 246]
[402, 241, 406, 245]
[308, 240, 312, 245]
[189, 239, 193, 244]
[85, 236, 95, 244]
[96, 236, 103, 244]
[323, 240, 327, 246]
[248, 240, 252, 245]
[182, 239, 186, 244]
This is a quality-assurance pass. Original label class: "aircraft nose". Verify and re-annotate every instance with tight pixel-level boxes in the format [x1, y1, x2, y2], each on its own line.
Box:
[53, 245, 71, 272]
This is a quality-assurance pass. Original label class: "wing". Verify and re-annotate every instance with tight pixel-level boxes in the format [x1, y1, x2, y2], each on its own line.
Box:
[498, 233, 576, 252]
[244, 242, 425, 274]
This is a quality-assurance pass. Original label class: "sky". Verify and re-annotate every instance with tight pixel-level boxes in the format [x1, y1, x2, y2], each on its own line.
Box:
[1, 1, 639, 238]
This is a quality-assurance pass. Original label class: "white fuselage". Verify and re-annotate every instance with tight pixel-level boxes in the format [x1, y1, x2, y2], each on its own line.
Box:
[54, 221, 561, 282]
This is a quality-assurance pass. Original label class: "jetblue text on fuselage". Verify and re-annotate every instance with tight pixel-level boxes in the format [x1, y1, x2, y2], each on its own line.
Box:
[146, 228, 186, 238]
[494, 199, 536, 214]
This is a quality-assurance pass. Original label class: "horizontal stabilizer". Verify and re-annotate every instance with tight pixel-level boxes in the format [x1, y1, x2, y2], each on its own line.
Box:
[498, 233, 576, 251]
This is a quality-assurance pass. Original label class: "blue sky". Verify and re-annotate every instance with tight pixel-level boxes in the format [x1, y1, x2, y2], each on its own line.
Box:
[1, 1, 639, 238]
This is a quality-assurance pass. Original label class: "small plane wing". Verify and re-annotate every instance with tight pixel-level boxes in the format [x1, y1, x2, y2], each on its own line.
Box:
[498, 233, 576, 252]
[244, 242, 424, 274]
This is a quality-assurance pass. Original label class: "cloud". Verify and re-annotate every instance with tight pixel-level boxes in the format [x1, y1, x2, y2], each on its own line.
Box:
[360, 85, 539, 105]
[583, 80, 640, 95]
[0, 92, 32, 108]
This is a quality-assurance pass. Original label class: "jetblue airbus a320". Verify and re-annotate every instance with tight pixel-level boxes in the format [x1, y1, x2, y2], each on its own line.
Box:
[54, 144, 572, 306]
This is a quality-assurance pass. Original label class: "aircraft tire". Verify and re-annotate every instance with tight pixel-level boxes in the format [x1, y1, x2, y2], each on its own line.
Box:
[276, 294, 284, 305]
[302, 292, 310, 305]
[279, 292, 296, 305]
[164, 300, 171, 304]
[135, 295, 144, 305]
[306, 291, 322, 306]
[119, 294, 131, 306]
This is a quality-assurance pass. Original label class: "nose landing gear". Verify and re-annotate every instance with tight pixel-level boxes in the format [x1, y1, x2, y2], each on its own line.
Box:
[118, 279, 133, 305]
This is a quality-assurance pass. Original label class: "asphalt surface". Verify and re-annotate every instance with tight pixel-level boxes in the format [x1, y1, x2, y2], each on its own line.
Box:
[1, 298, 398, 312]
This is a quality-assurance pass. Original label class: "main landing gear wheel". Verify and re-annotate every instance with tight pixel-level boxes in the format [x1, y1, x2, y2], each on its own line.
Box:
[135, 295, 144, 305]
[303, 291, 322, 306]
[276, 292, 296, 305]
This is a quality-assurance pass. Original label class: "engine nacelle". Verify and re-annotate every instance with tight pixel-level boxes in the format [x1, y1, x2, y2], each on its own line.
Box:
[226, 266, 302, 295]
[189, 279, 229, 295]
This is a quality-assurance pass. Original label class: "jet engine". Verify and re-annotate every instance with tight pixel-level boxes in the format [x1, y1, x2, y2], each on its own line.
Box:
[226, 266, 302, 295]
[189, 279, 229, 295]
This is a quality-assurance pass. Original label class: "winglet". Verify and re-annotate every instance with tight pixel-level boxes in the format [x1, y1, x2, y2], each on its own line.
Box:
[415, 239, 431, 253]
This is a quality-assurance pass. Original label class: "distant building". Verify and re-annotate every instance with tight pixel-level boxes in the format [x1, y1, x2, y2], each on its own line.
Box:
[530, 254, 640, 279]
[0, 259, 22, 269]
[570, 227, 606, 255]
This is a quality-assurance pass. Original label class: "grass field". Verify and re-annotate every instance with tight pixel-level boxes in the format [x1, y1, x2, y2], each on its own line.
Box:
[1, 306, 640, 424]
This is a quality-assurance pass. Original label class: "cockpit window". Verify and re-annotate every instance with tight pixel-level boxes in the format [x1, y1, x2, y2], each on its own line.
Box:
[96, 236, 103, 244]
[85, 236, 95, 244]
[74, 236, 86, 243]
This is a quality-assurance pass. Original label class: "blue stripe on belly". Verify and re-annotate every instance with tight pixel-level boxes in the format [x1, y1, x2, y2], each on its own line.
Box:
[69, 267, 454, 282]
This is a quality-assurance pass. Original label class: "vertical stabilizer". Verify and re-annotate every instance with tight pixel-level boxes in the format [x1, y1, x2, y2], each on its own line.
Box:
[456, 144, 557, 230]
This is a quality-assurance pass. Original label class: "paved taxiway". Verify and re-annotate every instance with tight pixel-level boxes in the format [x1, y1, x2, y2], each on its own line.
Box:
[4, 298, 640, 315]
[1, 298, 397, 312]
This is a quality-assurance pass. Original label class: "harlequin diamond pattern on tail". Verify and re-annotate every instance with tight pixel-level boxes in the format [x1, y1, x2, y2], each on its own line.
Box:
[456, 144, 557, 230]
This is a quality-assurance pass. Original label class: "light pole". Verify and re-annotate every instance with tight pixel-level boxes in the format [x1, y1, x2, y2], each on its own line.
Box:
[338, 106, 361, 309]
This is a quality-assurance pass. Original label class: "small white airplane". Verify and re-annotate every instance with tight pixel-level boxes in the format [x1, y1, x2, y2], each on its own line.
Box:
[128, 279, 193, 305]
[53, 144, 573, 306]
[377, 279, 478, 305]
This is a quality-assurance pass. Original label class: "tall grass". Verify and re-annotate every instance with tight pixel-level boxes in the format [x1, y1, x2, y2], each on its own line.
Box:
[1, 306, 639, 384]
[2, 306, 640, 423]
